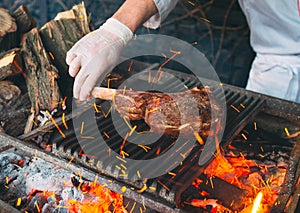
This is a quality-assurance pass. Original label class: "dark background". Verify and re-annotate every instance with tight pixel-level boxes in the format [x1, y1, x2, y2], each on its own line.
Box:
[0, 0, 255, 88]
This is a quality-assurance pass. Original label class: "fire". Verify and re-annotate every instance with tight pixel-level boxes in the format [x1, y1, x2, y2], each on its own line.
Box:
[251, 192, 263, 213]
[190, 151, 287, 212]
[67, 181, 127, 213]
[25, 179, 127, 213]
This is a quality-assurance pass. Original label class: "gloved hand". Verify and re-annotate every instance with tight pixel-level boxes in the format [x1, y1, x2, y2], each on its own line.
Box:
[66, 18, 133, 100]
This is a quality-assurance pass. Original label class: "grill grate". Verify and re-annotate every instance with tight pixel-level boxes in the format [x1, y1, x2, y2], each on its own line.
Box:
[48, 75, 264, 208]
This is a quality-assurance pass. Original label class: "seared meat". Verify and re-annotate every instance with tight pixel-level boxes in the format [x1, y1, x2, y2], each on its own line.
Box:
[92, 86, 222, 137]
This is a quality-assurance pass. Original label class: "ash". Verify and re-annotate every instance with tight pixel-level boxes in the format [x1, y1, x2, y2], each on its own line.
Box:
[0, 148, 75, 212]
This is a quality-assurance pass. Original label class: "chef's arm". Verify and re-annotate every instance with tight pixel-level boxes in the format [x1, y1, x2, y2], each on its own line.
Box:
[112, 0, 158, 33]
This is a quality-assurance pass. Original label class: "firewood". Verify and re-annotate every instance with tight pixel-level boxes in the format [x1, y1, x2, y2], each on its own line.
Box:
[12, 5, 36, 34]
[0, 8, 18, 52]
[39, 2, 90, 97]
[0, 80, 21, 102]
[21, 27, 62, 114]
[0, 48, 23, 80]
[0, 81, 31, 136]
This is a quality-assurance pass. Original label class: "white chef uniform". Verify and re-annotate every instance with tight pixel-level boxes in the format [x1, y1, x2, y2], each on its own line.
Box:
[239, 0, 300, 103]
[145, 0, 300, 103]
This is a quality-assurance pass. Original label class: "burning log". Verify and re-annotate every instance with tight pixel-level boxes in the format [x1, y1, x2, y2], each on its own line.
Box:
[0, 48, 23, 80]
[39, 2, 90, 97]
[0, 8, 18, 52]
[21, 27, 62, 114]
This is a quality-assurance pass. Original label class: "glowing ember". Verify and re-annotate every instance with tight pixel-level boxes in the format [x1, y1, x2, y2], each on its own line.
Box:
[190, 151, 287, 212]
[66, 181, 127, 213]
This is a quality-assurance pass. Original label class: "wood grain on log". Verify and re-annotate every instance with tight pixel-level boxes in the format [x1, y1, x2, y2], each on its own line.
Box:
[0, 81, 31, 136]
[0, 8, 18, 52]
[39, 3, 90, 97]
[21, 27, 62, 113]
[12, 5, 37, 34]
[0, 48, 23, 80]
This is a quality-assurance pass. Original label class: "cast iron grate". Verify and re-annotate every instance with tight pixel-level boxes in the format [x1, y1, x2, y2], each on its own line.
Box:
[48, 75, 265, 208]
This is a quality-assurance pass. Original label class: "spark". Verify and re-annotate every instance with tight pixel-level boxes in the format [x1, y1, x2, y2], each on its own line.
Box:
[254, 122, 257, 130]
[194, 131, 204, 145]
[287, 130, 300, 138]
[149, 186, 156, 191]
[62, 112, 68, 130]
[119, 173, 128, 178]
[61, 96, 67, 110]
[66, 157, 74, 168]
[47, 110, 65, 138]
[93, 174, 98, 186]
[32, 119, 38, 126]
[120, 133, 129, 155]
[116, 155, 127, 163]
[180, 153, 186, 158]
[147, 108, 158, 113]
[154, 49, 181, 83]
[137, 185, 147, 193]
[101, 105, 112, 118]
[128, 60, 134, 72]
[124, 201, 131, 209]
[148, 70, 152, 84]
[107, 77, 118, 89]
[120, 150, 129, 158]
[35, 201, 41, 212]
[156, 147, 161, 155]
[120, 164, 127, 170]
[157, 180, 170, 191]
[129, 125, 137, 136]
[187, 1, 195, 6]
[80, 135, 95, 139]
[240, 103, 246, 108]
[121, 186, 127, 192]
[123, 116, 134, 130]
[200, 17, 211, 23]
[284, 127, 290, 137]
[80, 121, 84, 135]
[137, 170, 141, 179]
[93, 102, 100, 113]
[48, 52, 54, 60]
[230, 104, 240, 113]
[103, 131, 110, 139]
[241, 133, 248, 140]
[209, 176, 214, 189]
[130, 202, 136, 213]
[138, 144, 151, 152]
[168, 172, 176, 177]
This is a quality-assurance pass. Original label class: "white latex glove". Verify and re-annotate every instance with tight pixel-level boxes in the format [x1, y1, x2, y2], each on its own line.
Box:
[66, 18, 133, 100]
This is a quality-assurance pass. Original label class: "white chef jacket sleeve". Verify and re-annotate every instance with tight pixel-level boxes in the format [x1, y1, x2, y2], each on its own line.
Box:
[143, 0, 179, 29]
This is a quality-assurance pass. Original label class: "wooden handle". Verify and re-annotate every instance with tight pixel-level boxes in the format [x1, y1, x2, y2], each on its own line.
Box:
[91, 87, 116, 101]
